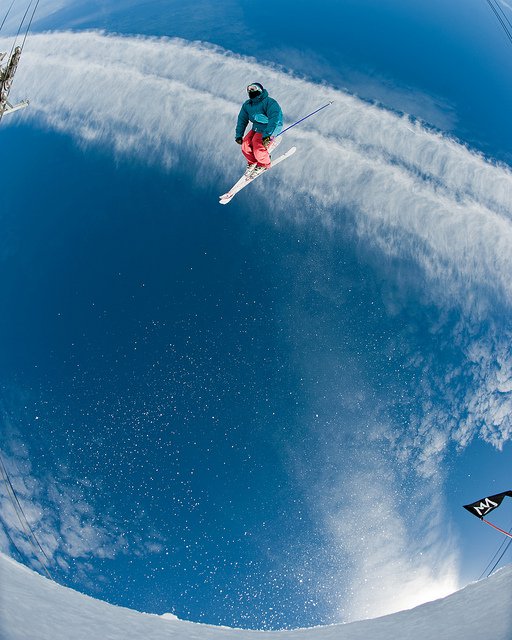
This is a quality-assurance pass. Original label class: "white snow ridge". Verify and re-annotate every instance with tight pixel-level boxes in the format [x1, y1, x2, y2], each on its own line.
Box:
[1, 553, 511, 640]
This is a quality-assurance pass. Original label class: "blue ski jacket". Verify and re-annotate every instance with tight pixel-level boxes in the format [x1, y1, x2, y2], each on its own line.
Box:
[235, 89, 283, 140]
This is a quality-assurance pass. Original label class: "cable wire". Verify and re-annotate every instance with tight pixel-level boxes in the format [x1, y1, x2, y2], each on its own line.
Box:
[495, 0, 512, 32]
[0, 452, 53, 580]
[3, 521, 25, 562]
[485, 0, 512, 47]
[0, 0, 17, 34]
[6, 0, 38, 63]
[478, 532, 509, 580]
[487, 534, 512, 576]
[20, 0, 40, 52]
[478, 517, 512, 580]
[486, 518, 512, 577]
[7, 0, 30, 57]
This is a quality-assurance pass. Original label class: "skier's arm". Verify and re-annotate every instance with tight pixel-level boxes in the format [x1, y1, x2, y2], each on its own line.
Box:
[263, 99, 282, 138]
[235, 106, 249, 140]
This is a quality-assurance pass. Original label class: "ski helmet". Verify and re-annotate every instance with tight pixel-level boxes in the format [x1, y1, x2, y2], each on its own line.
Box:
[247, 83, 263, 98]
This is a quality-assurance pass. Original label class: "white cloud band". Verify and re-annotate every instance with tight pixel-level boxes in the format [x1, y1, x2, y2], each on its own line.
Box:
[6, 30, 512, 315]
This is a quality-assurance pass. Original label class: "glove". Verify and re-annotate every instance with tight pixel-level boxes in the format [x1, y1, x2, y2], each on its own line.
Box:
[235, 137, 243, 145]
[262, 136, 272, 147]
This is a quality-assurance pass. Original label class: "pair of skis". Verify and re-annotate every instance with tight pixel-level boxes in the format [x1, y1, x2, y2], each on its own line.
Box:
[219, 138, 296, 205]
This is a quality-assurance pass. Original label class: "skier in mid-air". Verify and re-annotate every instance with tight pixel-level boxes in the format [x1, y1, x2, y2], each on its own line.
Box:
[221, 94, 331, 204]
[235, 83, 283, 178]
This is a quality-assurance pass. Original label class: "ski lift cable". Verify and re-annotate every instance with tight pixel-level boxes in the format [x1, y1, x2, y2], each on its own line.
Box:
[0, 452, 53, 580]
[7, 0, 34, 59]
[478, 517, 512, 580]
[487, 0, 512, 36]
[485, 0, 512, 46]
[20, 0, 41, 52]
[487, 532, 512, 577]
[494, 0, 512, 32]
[478, 535, 508, 580]
[0, 453, 53, 575]
[0, 0, 17, 34]
[0, 454, 53, 579]
[3, 516, 26, 563]
[0, 452, 53, 567]
[485, 0, 512, 43]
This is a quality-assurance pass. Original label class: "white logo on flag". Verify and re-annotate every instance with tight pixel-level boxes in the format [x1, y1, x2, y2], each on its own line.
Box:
[474, 498, 498, 516]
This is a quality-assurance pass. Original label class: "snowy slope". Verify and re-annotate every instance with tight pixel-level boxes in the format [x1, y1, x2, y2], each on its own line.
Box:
[1, 553, 511, 640]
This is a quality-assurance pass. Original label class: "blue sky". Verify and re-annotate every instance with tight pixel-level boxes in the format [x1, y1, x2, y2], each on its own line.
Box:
[1, 0, 512, 631]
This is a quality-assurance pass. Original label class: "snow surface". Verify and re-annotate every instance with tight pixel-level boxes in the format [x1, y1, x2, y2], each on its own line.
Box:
[1, 553, 512, 640]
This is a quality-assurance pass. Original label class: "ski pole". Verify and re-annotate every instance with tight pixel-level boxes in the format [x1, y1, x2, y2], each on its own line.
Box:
[276, 100, 334, 137]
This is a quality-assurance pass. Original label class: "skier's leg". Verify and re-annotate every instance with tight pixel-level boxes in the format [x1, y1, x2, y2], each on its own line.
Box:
[252, 133, 271, 168]
[241, 131, 257, 164]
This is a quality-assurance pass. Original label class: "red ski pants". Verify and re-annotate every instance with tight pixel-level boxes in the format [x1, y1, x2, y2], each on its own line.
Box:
[241, 130, 271, 168]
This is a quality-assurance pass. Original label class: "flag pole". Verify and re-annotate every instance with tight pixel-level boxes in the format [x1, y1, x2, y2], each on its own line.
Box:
[482, 518, 512, 539]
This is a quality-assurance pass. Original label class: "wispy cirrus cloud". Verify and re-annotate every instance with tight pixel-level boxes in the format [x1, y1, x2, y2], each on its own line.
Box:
[8, 30, 512, 316]
[0, 414, 163, 583]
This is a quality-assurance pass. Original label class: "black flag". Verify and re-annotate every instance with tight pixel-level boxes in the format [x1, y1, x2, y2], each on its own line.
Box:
[463, 491, 512, 519]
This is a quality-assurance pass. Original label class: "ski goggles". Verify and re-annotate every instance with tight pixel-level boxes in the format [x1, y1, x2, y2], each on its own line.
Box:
[247, 84, 262, 93]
